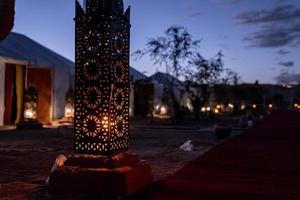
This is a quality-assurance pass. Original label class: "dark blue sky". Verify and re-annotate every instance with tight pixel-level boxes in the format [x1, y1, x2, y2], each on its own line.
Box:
[12, 0, 300, 83]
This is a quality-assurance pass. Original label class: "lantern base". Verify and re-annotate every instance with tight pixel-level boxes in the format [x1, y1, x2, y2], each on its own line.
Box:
[16, 120, 43, 130]
[47, 152, 153, 197]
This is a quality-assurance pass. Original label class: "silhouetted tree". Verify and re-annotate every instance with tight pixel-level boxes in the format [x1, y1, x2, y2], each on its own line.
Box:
[221, 69, 241, 86]
[185, 51, 224, 119]
[134, 25, 200, 121]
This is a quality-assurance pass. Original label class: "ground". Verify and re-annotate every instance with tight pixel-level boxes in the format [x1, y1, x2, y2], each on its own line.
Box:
[0, 118, 242, 199]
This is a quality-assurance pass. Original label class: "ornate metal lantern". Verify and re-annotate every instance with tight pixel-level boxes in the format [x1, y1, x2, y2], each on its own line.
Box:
[74, 0, 130, 156]
[24, 86, 38, 121]
[47, 2, 152, 195]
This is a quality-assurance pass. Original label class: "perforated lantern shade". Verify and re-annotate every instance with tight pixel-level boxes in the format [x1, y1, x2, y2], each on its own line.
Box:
[74, 0, 130, 156]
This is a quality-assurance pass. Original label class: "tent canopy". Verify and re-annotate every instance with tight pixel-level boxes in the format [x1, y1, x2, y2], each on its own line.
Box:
[0, 32, 74, 69]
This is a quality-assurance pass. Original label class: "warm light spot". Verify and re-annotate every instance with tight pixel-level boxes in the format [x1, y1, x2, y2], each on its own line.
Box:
[268, 104, 273, 109]
[160, 106, 167, 115]
[282, 84, 292, 89]
[65, 104, 74, 118]
[216, 105, 221, 109]
[186, 101, 193, 111]
[201, 107, 206, 112]
[241, 105, 246, 110]
[155, 104, 160, 111]
[228, 104, 234, 109]
[214, 109, 219, 114]
[25, 110, 34, 119]
[252, 104, 257, 109]
[101, 116, 111, 129]
[206, 107, 211, 111]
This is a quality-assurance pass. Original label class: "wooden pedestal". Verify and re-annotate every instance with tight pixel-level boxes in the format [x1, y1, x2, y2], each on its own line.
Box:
[47, 152, 153, 197]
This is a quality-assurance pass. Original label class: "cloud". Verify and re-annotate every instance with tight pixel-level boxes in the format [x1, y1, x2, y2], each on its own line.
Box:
[275, 69, 300, 84]
[235, 5, 300, 48]
[210, 0, 244, 5]
[278, 61, 295, 67]
[276, 49, 290, 56]
[235, 5, 300, 24]
[243, 23, 300, 47]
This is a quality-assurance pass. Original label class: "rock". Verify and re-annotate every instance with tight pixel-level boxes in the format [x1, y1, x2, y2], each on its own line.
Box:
[46, 154, 67, 185]
[180, 140, 194, 152]
[214, 124, 232, 139]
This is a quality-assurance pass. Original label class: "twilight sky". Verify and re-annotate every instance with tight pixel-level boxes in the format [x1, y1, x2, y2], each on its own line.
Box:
[12, 0, 300, 84]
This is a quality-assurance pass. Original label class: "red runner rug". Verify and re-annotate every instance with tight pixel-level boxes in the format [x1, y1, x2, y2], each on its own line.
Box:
[133, 111, 300, 200]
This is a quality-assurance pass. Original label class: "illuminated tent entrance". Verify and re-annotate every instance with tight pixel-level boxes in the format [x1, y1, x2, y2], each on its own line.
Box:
[3, 64, 52, 125]
[0, 32, 74, 126]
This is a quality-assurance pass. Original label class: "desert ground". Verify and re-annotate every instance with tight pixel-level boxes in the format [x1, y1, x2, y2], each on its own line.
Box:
[0, 118, 243, 199]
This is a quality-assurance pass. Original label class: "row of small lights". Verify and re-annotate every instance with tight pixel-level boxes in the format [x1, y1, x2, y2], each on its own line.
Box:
[200, 103, 273, 114]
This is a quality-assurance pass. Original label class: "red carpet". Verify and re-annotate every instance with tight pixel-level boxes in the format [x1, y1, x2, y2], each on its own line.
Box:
[133, 111, 300, 200]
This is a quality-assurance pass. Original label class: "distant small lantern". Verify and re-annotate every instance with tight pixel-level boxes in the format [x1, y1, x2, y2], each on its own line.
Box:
[24, 86, 38, 121]
[160, 105, 168, 115]
[240, 104, 246, 110]
[228, 104, 234, 109]
[65, 88, 75, 119]
[65, 103, 74, 118]
[74, 0, 130, 155]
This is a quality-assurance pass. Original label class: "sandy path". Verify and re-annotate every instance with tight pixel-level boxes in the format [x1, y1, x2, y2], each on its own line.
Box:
[0, 123, 241, 199]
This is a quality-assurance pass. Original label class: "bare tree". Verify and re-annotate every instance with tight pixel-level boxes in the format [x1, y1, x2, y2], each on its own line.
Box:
[187, 51, 224, 86]
[135, 25, 200, 78]
[221, 68, 241, 86]
[134, 25, 200, 121]
[185, 51, 224, 118]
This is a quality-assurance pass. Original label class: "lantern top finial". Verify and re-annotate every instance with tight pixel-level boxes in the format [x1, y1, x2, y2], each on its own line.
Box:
[84, 0, 124, 15]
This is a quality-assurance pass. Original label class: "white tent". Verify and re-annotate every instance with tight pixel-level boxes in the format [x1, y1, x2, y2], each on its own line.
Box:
[0, 32, 147, 125]
[0, 32, 74, 125]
